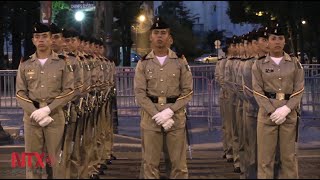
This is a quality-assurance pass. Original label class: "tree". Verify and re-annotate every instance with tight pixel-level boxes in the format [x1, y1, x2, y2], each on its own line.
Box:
[227, 1, 320, 63]
[157, 1, 199, 60]
[112, 1, 143, 67]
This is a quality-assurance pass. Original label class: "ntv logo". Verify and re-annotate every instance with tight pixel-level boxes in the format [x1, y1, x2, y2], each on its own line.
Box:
[11, 152, 54, 168]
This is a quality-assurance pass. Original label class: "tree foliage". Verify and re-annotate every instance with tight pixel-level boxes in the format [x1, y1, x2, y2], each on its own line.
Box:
[157, 1, 199, 59]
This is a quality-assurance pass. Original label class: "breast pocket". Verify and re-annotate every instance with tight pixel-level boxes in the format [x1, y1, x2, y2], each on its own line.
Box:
[25, 69, 38, 89]
[145, 68, 157, 88]
[47, 67, 63, 89]
[167, 70, 180, 87]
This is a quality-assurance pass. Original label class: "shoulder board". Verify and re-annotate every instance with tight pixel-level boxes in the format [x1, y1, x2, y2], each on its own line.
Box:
[258, 55, 266, 60]
[140, 54, 148, 61]
[21, 55, 32, 62]
[67, 52, 76, 57]
[292, 56, 303, 69]
[58, 54, 66, 60]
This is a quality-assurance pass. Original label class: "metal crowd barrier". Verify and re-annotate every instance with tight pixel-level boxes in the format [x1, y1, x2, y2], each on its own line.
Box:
[1, 64, 319, 130]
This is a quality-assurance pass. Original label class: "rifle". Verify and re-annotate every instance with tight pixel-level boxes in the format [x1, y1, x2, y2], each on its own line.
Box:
[80, 93, 90, 147]
[184, 108, 192, 160]
[70, 97, 83, 153]
[59, 101, 72, 164]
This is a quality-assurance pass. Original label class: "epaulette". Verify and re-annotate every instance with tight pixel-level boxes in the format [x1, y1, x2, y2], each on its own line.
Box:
[67, 52, 76, 57]
[291, 55, 303, 69]
[258, 55, 266, 60]
[140, 54, 148, 61]
[21, 55, 32, 62]
[58, 54, 66, 60]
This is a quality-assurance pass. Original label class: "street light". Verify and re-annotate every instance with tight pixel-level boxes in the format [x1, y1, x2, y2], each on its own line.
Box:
[138, 15, 146, 23]
[302, 20, 306, 25]
[75, 11, 85, 35]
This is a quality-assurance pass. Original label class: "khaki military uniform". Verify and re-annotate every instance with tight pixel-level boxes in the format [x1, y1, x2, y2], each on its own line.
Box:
[16, 51, 74, 179]
[134, 49, 193, 179]
[61, 51, 84, 179]
[242, 56, 259, 179]
[252, 53, 304, 179]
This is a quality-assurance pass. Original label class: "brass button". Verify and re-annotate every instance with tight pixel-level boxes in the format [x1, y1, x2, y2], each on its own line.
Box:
[41, 85, 44, 88]
[42, 99, 45, 101]
[29, 76, 33, 79]
[160, 68, 163, 71]
[160, 103, 164, 106]
[160, 79, 163, 82]
[278, 69, 280, 71]
[40, 71, 44, 74]
[173, 74, 175, 76]
[161, 91, 164, 94]
[150, 75, 153, 78]
[279, 88, 281, 91]
[279, 78, 282, 80]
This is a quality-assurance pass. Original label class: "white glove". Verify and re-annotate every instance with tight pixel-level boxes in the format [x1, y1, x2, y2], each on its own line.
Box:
[152, 108, 174, 125]
[270, 105, 291, 123]
[30, 106, 51, 122]
[38, 116, 54, 127]
[162, 118, 174, 131]
[274, 118, 286, 125]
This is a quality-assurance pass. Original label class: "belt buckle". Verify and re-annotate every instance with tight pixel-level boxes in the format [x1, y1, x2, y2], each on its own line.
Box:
[276, 93, 285, 100]
[158, 96, 166, 104]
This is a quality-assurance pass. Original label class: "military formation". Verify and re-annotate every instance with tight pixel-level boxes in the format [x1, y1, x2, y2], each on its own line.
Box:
[215, 23, 304, 179]
[15, 22, 117, 179]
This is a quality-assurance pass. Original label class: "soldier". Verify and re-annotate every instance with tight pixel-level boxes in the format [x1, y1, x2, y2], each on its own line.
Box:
[134, 17, 193, 179]
[252, 23, 304, 178]
[242, 27, 268, 179]
[15, 22, 74, 179]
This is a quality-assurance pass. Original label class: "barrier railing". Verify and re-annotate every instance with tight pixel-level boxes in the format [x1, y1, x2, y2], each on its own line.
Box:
[1, 64, 319, 130]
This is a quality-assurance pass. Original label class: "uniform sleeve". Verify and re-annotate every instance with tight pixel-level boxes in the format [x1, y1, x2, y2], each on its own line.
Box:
[252, 61, 276, 114]
[242, 61, 258, 106]
[169, 58, 193, 112]
[134, 61, 159, 116]
[286, 59, 305, 110]
[224, 61, 234, 91]
[218, 60, 226, 89]
[48, 63, 75, 111]
[214, 61, 220, 85]
[15, 63, 37, 115]
[73, 59, 84, 97]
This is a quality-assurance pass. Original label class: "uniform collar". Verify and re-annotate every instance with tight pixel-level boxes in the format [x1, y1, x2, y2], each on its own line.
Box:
[145, 48, 178, 60]
[30, 51, 59, 61]
[263, 52, 292, 64]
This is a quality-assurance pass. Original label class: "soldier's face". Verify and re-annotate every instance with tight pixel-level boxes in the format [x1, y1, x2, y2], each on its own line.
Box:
[70, 37, 80, 52]
[150, 29, 170, 49]
[32, 32, 52, 51]
[63, 38, 72, 52]
[167, 36, 173, 48]
[268, 34, 285, 53]
[257, 37, 269, 53]
[51, 33, 63, 52]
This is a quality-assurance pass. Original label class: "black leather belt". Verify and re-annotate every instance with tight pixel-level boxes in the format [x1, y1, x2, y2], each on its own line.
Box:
[264, 91, 291, 100]
[148, 96, 178, 104]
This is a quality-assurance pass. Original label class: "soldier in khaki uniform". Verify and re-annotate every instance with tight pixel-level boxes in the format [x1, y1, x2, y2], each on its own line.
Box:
[134, 17, 193, 179]
[252, 24, 304, 179]
[16, 22, 74, 179]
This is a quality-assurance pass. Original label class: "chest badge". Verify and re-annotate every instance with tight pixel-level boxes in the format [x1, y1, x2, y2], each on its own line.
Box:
[265, 68, 274, 73]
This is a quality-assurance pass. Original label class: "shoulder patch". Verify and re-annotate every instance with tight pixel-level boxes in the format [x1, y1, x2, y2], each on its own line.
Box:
[258, 55, 266, 60]
[21, 56, 32, 63]
[141, 54, 148, 61]
[185, 64, 191, 71]
[58, 54, 66, 60]
[294, 58, 303, 69]
[67, 52, 76, 57]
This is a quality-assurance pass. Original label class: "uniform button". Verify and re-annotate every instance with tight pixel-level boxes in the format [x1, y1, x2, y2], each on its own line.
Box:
[279, 88, 281, 91]
[160, 68, 163, 71]
[160, 103, 164, 106]
[160, 79, 164, 82]
[42, 99, 45, 101]
[278, 69, 280, 71]
[161, 91, 164, 94]
[150, 76, 152, 78]
[279, 77, 282, 80]
[40, 71, 44, 74]
[41, 85, 44, 88]
[173, 74, 176, 76]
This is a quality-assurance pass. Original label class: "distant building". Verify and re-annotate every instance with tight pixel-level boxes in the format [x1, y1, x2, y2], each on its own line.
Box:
[153, 1, 260, 37]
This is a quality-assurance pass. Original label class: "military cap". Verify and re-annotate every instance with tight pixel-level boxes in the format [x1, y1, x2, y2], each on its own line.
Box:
[62, 29, 72, 38]
[68, 28, 80, 38]
[231, 35, 240, 44]
[79, 35, 85, 41]
[150, 17, 169, 30]
[268, 23, 286, 36]
[49, 23, 62, 34]
[254, 26, 268, 40]
[32, 22, 50, 34]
